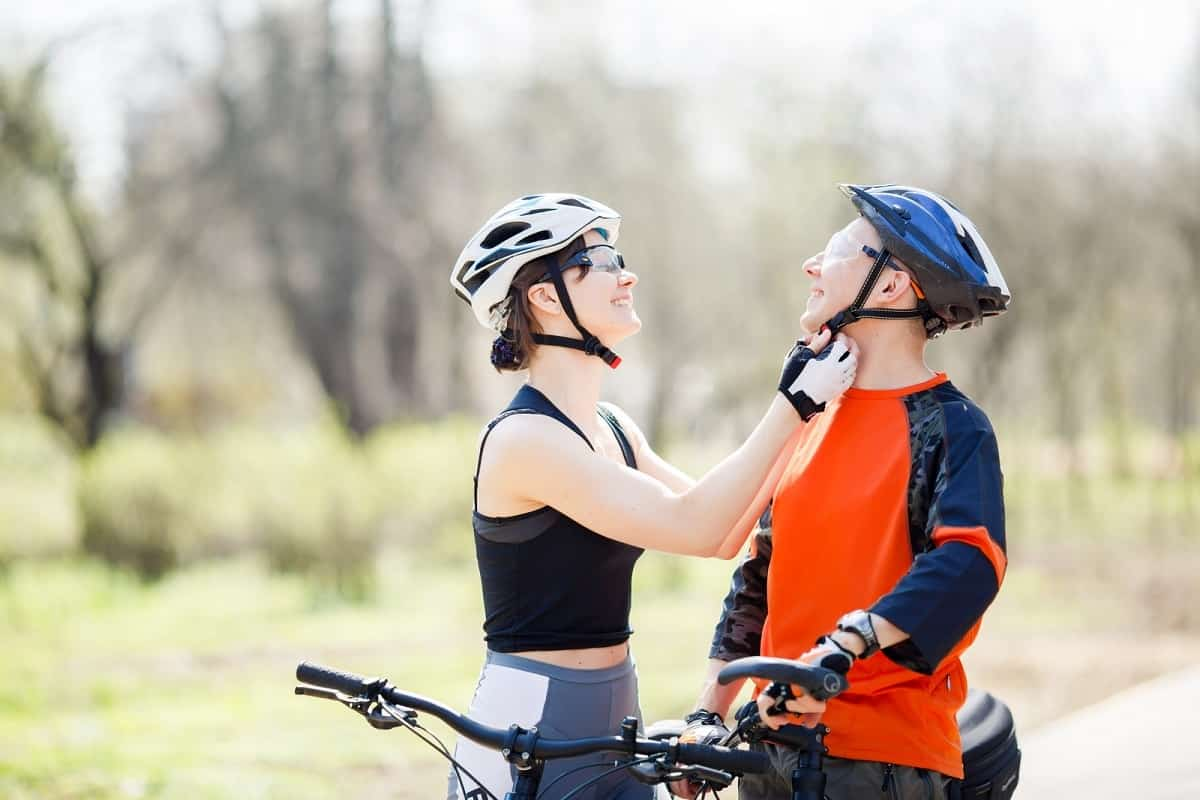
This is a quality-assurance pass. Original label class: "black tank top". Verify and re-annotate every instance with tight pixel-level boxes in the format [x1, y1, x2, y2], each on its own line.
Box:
[473, 385, 644, 653]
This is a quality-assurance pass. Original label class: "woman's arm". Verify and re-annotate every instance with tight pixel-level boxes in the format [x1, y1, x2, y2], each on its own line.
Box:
[481, 395, 800, 557]
[713, 428, 801, 558]
[598, 403, 695, 494]
[599, 404, 800, 559]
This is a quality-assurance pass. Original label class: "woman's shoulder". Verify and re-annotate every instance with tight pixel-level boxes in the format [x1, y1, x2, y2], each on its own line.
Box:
[481, 410, 590, 466]
[596, 401, 648, 454]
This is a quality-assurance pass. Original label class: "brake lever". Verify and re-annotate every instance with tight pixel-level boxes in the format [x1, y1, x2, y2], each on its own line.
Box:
[294, 686, 415, 730]
[627, 757, 734, 790]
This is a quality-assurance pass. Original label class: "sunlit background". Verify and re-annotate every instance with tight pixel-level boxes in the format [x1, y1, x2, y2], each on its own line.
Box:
[2, 1, 1197, 797]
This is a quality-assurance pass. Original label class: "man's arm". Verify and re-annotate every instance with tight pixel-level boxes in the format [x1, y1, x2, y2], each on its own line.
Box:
[867, 403, 1007, 674]
[692, 502, 774, 717]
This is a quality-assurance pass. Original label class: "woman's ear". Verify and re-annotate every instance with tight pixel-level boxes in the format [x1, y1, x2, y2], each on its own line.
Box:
[527, 282, 561, 316]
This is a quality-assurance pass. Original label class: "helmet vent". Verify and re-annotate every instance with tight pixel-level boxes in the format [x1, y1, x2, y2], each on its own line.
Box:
[558, 198, 593, 210]
[480, 221, 532, 249]
[520, 194, 543, 201]
[958, 234, 985, 269]
[463, 266, 493, 295]
[515, 230, 553, 246]
[520, 208, 554, 216]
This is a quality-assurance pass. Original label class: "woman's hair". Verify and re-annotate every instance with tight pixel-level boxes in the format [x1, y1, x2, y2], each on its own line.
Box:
[491, 236, 590, 372]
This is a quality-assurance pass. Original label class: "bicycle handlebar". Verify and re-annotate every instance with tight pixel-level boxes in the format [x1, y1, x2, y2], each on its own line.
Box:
[297, 661, 379, 697]
[295, 661, 768, 776]
[717, 657, 848, 701]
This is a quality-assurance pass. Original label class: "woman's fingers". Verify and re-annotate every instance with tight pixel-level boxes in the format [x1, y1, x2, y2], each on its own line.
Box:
[806, 326, 832, 352]
[835, 332, 860, 360]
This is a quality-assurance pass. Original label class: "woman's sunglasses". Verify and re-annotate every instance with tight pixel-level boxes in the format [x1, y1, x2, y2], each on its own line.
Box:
[536, 245, 627, 283]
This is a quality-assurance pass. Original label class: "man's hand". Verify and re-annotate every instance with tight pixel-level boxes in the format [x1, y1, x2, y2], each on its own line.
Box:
[755, 633, 862, 731]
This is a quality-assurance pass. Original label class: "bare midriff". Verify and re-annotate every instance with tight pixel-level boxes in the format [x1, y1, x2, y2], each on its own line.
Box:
[512, 641, 629, 670]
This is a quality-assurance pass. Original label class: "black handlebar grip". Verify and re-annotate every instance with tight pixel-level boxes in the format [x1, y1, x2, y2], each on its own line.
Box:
[717, 657, 848, 701]
[676, 742, 769, 776]
[296, 661, 375, 697]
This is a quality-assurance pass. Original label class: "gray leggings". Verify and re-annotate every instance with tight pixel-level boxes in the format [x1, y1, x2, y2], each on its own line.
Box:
[739, 742, 949, 800]
[447, 650, 661, 800]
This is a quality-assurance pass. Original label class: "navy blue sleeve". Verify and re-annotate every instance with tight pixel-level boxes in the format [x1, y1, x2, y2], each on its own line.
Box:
[871, 396, 1006, 675]
[709, 502, 773, 661]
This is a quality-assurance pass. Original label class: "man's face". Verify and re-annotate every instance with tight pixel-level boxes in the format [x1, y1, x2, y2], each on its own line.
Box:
[799, 217, 883, 333]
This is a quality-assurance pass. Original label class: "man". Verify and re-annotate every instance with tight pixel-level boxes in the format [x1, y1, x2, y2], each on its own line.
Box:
[674, 184, 1011, 799]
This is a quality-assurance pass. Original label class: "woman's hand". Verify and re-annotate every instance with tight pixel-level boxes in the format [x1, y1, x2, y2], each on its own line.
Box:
[777, 330, 858, 421]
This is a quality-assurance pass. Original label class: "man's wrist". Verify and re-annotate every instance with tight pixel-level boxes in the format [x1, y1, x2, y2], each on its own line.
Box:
[835, 609, 882, 658]
[829, 630, 867, 658]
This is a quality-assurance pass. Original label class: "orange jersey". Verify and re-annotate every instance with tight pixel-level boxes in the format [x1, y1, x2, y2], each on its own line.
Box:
[710, 374, 1006, 778]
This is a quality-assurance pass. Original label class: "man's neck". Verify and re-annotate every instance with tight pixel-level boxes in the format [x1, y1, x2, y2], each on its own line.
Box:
[844, 322, 936, 390]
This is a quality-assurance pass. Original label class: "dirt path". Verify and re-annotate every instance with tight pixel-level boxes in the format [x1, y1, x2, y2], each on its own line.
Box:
[963, 633, 1200, 731]
[1016, 663, 1200, 799]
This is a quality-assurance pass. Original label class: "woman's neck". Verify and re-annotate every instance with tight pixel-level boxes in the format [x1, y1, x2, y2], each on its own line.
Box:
[526, 346, 608, 441]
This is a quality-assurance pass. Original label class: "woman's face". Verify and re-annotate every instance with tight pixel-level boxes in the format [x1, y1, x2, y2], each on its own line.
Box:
[799, 217, 882, 333]
[556, 228, 642, 342]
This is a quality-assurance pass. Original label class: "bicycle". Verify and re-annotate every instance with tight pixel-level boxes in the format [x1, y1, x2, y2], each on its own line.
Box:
[294, 659, 840, 799]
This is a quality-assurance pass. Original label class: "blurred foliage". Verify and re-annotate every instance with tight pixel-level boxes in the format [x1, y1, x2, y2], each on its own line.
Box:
[0, 410, 1190, 600]
[366, 415, 478, 564]
[75, 416, 382, 596]
[0, 415, 78, 567]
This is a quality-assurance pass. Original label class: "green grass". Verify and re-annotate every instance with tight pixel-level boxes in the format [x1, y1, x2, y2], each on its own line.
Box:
[0, 551, 752, 799]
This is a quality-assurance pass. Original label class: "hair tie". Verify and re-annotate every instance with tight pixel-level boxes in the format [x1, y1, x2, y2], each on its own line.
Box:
[490, 335, 520, 368]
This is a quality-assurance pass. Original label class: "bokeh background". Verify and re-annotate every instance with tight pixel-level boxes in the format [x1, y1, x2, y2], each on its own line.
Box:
[2, 1, 1197, 797]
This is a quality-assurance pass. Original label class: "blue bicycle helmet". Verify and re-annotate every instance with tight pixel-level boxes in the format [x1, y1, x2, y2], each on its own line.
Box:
[829, 184, 1011, 338]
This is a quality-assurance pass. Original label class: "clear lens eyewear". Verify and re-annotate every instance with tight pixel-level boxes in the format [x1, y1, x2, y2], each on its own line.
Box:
[538, 245, 627, 282]
[821, 232, 900, 270]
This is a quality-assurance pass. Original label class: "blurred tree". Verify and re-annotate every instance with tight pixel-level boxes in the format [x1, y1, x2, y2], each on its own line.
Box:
[1160, 28, 1200, 443]
[0, 61, 127, 447]
[119, 0, 456, 434]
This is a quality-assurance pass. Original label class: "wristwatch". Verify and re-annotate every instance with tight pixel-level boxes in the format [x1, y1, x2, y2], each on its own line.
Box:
[836, 610, 881, 658]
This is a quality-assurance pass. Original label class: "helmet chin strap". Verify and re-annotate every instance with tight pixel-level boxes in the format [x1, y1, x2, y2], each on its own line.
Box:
[825, 245, 928, 335]
[530, 258, 622, 368]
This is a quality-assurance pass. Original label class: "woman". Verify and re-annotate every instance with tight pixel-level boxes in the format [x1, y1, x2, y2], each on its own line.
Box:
[446, 193, 857, 799]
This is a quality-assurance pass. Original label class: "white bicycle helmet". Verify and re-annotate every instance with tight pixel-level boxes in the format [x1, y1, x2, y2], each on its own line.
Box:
[452, 194, 622, 330]
[452, 193, 625, 367]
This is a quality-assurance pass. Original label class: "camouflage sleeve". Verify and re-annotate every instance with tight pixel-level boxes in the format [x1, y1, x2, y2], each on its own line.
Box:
[708, 502, 773, 661]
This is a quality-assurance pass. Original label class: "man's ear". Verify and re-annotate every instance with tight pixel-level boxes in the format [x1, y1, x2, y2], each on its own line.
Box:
[528, 282, 561, 316]
[875, 269, 915, 306]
